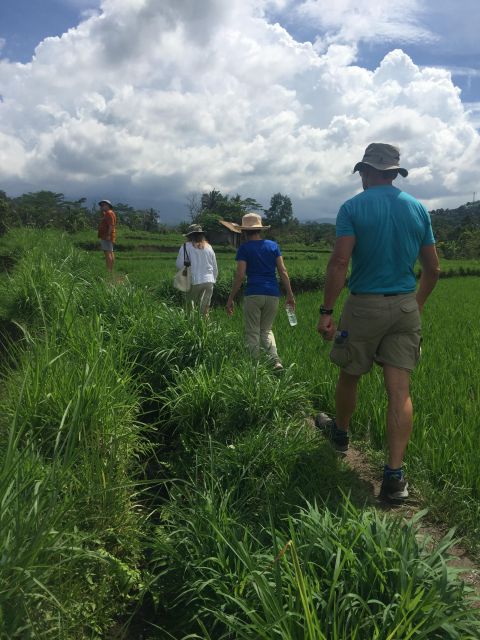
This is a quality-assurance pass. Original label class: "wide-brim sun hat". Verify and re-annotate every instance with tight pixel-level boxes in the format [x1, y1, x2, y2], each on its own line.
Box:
[219, 212, 270, 233]
[239, 212, 270, 230]
[184, 224, 205, 236]
[219, 213, 271, 233]
[98, 199, 112, 206]
[353, 143, 408, 177]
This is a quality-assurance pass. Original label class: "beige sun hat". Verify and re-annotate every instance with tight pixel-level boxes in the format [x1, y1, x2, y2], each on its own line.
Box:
[239, 212, 270, 230]
[184, 224, 205, 236]
[353, 143, 408, 177]
[219, 212, 270, 233]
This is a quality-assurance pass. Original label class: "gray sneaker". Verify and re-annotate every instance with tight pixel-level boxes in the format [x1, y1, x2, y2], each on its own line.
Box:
[314, 413, 349, 453]
[379, 474, 409, 503]
[272, 361, 284, 375]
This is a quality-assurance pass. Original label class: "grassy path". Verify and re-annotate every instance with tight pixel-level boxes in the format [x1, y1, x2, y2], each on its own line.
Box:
[322, 429, 480, 598]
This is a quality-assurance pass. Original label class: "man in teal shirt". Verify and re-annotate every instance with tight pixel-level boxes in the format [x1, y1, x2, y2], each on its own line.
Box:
[317, 143, 440, 503]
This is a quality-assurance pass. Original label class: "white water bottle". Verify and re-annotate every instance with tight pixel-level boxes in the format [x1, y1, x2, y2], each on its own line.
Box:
[286, 304, 297, 326]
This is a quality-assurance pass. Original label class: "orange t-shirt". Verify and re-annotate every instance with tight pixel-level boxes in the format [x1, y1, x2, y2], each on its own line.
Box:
[98, 210, 117, 242]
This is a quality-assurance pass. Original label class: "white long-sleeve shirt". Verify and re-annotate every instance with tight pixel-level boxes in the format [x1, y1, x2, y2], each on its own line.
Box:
[176, 242, 218, 285]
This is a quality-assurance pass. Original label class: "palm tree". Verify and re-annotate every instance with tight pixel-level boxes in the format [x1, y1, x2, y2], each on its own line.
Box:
[201, 190, 224, 211]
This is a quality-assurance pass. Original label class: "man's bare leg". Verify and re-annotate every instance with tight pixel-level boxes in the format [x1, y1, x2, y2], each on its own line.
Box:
[335, 370, 360, 430]
[383, 364, 413, 469]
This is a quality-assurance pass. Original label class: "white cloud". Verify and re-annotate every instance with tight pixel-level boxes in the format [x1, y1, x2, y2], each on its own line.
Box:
[442, 67, 480, 79]
[0, 0, 479, 220]
[298, 0, 434, 47]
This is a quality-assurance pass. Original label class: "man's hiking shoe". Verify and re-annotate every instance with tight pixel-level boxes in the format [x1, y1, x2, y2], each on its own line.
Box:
[314, 413, 349, 453]
[379, 474, 409, 504]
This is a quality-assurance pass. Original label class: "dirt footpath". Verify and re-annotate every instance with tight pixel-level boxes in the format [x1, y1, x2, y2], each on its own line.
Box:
[311, 415, 480, 600]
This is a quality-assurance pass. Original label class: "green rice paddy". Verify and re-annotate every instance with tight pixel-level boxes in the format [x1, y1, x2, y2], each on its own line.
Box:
[0, 228, 479, 638]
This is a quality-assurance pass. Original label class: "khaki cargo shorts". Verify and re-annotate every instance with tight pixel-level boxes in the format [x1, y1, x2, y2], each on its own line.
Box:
[330, 292, 421, 375]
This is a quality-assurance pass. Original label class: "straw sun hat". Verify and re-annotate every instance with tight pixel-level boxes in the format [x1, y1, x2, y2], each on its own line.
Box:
[219, 212, 270, 234]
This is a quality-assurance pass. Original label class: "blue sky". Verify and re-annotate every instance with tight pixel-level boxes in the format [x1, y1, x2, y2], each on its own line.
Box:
[0, 1, 98, 61]
[1, 0, 480, 220]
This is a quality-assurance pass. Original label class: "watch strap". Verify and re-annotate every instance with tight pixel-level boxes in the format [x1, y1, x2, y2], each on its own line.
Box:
[319, 305, 334, 315]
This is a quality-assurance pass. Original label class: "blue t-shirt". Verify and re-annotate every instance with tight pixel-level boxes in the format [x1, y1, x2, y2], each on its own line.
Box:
[336, 185, 435, 294]
[236, 239, 281, 296]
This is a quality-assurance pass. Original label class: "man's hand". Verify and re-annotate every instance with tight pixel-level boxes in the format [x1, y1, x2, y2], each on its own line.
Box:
[226, 297, 235, 316]
[286, 294, 295, 309]
[317, 314, 336, 340]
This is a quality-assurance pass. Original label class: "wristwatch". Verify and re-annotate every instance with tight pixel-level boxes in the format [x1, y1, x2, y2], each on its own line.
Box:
[319, 304, 334, 315]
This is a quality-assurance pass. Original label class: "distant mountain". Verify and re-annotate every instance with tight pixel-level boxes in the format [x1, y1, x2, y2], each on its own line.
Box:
[302, 217, 336, 224]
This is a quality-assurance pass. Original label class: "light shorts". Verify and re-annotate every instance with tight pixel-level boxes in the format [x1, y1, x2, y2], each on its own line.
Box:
[330, 292, 421, 375]
[100, 240, 114, 252]
[186, 282, 214, 314]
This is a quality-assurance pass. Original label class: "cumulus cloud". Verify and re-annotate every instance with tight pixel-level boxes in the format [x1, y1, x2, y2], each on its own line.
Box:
[0, 0, 479, 220]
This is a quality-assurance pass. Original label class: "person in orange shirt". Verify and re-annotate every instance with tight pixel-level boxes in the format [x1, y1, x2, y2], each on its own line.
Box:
[97, 199, 117, 273]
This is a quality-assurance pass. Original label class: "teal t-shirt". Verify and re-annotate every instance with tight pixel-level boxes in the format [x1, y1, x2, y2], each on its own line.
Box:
[336, 185, 435, 294]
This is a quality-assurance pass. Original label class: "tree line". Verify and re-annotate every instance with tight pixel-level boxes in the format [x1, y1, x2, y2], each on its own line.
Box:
[1, 188, 480, 256]
[430, 201, 480, 259]
[185, 189, 297, 230]
[0, 188, 337, 247]
[184, 189, 336, 246]
[0, 190, 162, 235]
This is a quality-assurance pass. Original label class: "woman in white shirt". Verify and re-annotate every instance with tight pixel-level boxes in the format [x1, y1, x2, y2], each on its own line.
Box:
[176, 224, 218, 316]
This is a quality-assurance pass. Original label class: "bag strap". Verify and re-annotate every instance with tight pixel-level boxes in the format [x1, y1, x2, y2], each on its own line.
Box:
[183, 242, 190, 262]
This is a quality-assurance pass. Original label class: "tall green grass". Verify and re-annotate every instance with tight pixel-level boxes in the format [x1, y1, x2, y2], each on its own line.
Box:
[1, 229, 479, 638]
[152, 474, 480, 639]
[0, 231, 146, 637]
[212, 282, 480, 547]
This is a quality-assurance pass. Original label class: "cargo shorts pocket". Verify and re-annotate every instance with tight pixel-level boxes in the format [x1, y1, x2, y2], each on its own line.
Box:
[399, 299, 421, 331]
[351, 307, 379, 339]
[329, 343, 352, 368]
[400, 300, 419, 313]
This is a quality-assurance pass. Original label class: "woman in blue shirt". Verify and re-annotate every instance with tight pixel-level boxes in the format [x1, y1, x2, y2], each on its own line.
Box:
[225, 213, 295, 370]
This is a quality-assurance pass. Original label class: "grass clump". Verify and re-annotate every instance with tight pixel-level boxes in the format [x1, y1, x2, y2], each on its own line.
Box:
[157, 360, 308, 441]
[152, 486, 480, 639]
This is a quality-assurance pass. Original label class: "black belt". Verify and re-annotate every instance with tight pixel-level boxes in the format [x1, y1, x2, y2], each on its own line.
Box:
[351, 292, 402, 297]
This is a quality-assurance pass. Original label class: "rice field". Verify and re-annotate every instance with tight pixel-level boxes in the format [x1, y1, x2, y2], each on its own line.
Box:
[0, 228, 479, 638]
[72, 229, 480, 292]
[212, 280, 480, 537]
[100, 230, 480, 540]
